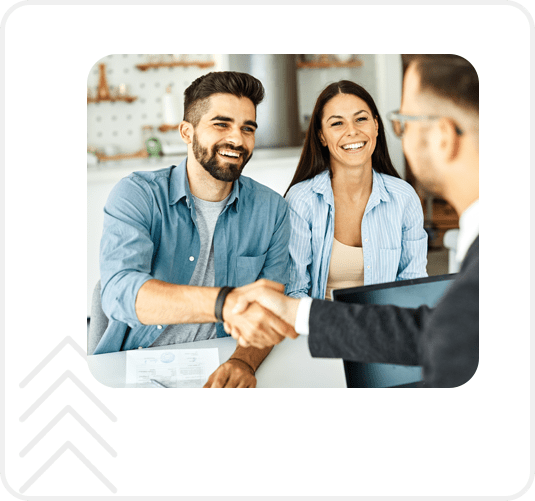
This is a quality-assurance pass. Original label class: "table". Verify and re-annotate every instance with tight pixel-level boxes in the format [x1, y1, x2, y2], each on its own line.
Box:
[87, 335, 346, 388]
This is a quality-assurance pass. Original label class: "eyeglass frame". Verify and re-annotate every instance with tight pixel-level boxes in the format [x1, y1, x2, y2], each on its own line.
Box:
[387, 111, 463, 138]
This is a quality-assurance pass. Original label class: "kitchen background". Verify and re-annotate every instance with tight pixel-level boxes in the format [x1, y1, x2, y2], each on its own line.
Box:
[87, 54, 458, 317]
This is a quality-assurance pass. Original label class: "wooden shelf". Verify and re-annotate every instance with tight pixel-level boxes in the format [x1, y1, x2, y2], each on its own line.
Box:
[158, 124, 180, 133]
[297, 54, 363, 68]
[297, 59, 363, 69]
[89, 63, 138, 104]
[136, 61, 215, 71]
[94, 149, 148, 162]
[87, 95, 138, 104]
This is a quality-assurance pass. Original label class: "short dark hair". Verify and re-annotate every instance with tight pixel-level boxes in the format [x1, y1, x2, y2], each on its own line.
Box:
[409, 54, 479, 114]
[286, 80, 400, 195]
[183, 71, 265, 126]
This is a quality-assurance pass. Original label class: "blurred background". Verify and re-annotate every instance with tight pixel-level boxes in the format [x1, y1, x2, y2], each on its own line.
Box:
[87, 54, 459, 317]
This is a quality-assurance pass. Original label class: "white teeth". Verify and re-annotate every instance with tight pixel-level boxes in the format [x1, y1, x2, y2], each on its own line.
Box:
[219, 150, 240, 158]
[342, 142, 365, 150]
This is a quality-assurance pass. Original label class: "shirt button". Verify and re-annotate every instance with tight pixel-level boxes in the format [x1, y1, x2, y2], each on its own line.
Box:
[365, 238, 368, 242]
[189, 256, 195, 262]
[157, 325, 162, 329]
[367, 265, 370, 269]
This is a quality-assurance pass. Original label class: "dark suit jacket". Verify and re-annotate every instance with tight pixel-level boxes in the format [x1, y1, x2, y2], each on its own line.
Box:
[308, 237, 479, 387]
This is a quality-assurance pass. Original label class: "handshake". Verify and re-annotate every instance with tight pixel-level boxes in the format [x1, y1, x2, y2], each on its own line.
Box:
[221, 280, 301, 349]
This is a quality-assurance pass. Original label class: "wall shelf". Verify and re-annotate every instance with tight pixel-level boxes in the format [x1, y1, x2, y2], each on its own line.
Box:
[158, 124, 180, 132]
[89, 63, 138, 104]
[297, 55, 363, 69]
[94, 148, 148, 162]
[136, 61, 215, 71]
[87, 96, 138, 104]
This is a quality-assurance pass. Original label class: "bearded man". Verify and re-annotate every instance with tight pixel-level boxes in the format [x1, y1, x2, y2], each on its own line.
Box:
[94, 72, 292, 388]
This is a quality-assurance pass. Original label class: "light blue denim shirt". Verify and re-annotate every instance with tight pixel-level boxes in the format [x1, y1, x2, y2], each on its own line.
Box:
[94, 158, 290, 354]
[285, 169, 427, 299]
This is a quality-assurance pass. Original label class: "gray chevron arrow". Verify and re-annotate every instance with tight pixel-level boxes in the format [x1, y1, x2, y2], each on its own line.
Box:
[19, 371, 117, 422]
[20, 405, 117, 458]
[20, 336, 86, 388]
[19, 441, 117, 494]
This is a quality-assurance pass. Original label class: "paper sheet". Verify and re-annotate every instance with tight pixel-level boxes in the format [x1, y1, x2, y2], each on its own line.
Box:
[126, 348, 220, 388]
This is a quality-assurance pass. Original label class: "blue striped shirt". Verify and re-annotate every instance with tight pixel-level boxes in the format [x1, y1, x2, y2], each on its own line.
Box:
[285, 169, 428, 299]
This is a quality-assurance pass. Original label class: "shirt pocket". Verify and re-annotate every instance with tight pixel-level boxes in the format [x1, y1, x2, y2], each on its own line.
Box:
[378, 247, 402, 282]
[236, 253, 267, 287]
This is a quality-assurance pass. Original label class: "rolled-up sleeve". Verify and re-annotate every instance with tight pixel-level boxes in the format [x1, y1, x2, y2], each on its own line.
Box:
[397, 187, 428, 281]
[99, 175, 156, 327]
[285, 190, 313, 298]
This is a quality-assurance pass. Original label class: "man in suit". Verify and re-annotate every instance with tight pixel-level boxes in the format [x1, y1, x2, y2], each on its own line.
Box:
[226, 54, 479, 387]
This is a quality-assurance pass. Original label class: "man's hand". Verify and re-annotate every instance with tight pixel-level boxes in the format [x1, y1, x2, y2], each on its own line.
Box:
[226, 279, 301, 348]
[203, 359, 256, 388]
[222, 281, 298, 349]
[223, 302, 290, 349]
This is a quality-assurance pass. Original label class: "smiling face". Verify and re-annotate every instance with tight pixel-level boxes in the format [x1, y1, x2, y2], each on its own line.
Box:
[319, 93, 379, 173]
[188, 93, 257, 182]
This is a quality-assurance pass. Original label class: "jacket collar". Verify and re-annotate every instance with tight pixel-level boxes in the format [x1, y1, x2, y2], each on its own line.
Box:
[311, 168, 391, 209]
[169, 157, 241, 210]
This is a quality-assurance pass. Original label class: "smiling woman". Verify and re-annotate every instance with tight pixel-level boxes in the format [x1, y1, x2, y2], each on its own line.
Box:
[284, 80, 428, 301]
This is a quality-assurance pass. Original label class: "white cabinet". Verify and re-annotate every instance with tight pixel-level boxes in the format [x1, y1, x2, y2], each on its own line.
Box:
[87, 148, 302, 316]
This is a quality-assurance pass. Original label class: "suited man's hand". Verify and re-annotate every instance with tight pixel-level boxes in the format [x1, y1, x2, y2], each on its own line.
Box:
[225, 279, 300, 348]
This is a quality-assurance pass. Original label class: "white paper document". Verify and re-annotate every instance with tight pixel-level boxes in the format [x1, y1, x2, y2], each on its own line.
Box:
[126, 348, 220, 388]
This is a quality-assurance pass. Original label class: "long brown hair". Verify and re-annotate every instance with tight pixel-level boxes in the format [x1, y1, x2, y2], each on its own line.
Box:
[285, 80, 400, 196]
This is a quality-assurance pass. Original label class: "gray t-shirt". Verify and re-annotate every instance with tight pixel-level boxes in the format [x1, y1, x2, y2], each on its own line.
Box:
[150, 193, 229, 346]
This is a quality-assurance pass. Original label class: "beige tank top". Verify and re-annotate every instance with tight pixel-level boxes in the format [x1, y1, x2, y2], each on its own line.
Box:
[324, 238, 365, 301]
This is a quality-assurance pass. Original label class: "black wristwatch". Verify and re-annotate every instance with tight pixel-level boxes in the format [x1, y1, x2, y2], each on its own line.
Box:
[214, 286, 235, 323]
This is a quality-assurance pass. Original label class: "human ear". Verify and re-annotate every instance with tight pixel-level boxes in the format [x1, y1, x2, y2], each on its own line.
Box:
[438, 118, 461, 162]
[179, 121, 193, 145]
[318, 130, 326, 146]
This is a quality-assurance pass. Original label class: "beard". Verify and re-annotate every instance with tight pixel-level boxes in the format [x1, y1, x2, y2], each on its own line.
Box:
[192, 132, 252, 182]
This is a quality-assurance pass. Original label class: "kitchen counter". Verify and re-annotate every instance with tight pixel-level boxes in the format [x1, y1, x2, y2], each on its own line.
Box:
[87, 146, 303, 184]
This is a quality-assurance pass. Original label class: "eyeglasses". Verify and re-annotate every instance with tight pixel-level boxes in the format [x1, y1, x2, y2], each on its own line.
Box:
[387, 111, 463, 138]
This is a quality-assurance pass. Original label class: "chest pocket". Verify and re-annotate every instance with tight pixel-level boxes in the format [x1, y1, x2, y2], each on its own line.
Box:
[236, 253, 267, 287]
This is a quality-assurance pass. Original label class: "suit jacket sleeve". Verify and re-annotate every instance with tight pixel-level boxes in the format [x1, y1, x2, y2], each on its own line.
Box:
[308, 299, 433, 366]
[308, 238, 479, 387]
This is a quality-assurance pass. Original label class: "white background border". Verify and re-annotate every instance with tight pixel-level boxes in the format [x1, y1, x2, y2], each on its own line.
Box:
[2, 2, 532, 498]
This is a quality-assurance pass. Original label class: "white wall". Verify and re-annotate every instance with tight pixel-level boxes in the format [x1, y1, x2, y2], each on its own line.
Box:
[87, 54, 222, 154]
[374, 54, 405, 179]
[87, 54, 404, 176]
